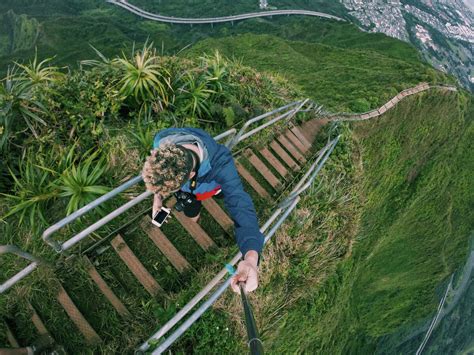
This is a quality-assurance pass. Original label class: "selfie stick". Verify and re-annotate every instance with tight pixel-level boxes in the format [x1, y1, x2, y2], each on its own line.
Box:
[239, 282, 264, 355]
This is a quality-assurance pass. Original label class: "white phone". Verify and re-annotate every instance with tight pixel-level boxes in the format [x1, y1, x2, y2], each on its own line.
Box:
[152, 207, 171, 227]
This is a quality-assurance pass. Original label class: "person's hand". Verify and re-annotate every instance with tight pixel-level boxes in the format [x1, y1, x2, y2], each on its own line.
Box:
[152, 194, 162, 217]
[231, 250, 259, 293]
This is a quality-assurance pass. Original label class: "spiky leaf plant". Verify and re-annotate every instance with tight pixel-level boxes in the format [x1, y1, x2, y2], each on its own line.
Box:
[177, 72, 215, 119]
[0, 152, 58, 230]
[112, 44, 171, 108]
[55, 150, 111, 216]
[15, 52, 64, 87]
[80, 45, 113, 71]
[0, 68, 48, 149]
[200, 50, 230, 95]
[130, 122, 156, 159]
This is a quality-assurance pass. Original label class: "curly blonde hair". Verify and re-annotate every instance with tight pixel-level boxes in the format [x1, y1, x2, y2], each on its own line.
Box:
[142, 145, 192, 196]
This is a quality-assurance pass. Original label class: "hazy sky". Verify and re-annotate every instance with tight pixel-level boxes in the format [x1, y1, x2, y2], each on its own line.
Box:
[464, 0, 474, 11]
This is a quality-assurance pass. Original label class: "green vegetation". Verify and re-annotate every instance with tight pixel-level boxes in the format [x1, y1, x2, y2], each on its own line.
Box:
[0, 46, 294, 236]
[0, 0, 432, 80]
[0, 45, 300, 353]
[185, 33, 449, 111]
[258, 90, 473, 354]
[1, 1, 472, 353]
[0, 10, 39, 55]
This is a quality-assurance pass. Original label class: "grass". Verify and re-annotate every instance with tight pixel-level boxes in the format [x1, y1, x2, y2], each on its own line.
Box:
[248, 90, 473, 354]
[184, 33, 450, 111]
[1, 2, 471, 352]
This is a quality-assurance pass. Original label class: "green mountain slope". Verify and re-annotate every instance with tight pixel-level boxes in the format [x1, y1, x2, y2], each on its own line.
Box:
[178, 33, 472, 353]
[262, 90, 473, 354]
[185, 33, 449, 111]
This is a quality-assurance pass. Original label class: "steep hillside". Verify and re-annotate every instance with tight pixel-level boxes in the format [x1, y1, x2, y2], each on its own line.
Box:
[176, 34, 472, 353]
[260, 89, 473, 354]
[0, 1, 441, 80]
[0, 4, 472, 353]
[185, 33, 450, 110]
[0, 10, 39, 55]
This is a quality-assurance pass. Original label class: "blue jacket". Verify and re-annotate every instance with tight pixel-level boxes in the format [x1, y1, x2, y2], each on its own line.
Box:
[153, 127, 264, 257]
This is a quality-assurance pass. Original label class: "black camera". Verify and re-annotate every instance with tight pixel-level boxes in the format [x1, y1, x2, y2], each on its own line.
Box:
[174, 191, 195, 212]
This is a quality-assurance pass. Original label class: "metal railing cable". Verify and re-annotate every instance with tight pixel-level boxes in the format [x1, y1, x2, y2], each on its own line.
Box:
[41, 101, 310, 254]
[2, 100, 309, 295]
[138, 134, 340, 353]
[0, 246, 44, 294]
[415, 274, 454, 355]
[137, 203, 288, 352]
[148, 197, 301, 355]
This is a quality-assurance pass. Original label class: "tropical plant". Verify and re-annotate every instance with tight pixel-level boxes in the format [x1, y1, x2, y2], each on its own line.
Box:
[177, 73, 215, 119]
[55, 150, 111, 216]
[200, 50, 230, 95]
[0, 152, 58, 229]
[80, 45, 113, 70]
[112, 44, 171, 108]
[130, 122, 156, 159]
[15, 52, 64, 87]
[0, 68, 48, 148]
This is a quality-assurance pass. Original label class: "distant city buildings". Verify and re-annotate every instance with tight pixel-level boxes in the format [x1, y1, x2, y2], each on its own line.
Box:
[341, 0, 473, 90]
[415, 24, 437, 50]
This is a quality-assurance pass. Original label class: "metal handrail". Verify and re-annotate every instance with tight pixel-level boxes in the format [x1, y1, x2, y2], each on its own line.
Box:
[41, 128, 236, 252]
[279, 136, 340, 209]
[239, 99, 309, 142]
[137, 202, 286, 352]
[41, 103, 311, 253]
[42, 175, 144, 251]
[227, 100, 305, 148]
[138, 136, 340, 352]
[0, 245, 43, 294]
[149, 197, 301, 354]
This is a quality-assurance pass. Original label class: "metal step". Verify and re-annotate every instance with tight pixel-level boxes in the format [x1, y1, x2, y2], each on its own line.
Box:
[56, 285, 102, 345]
[5, 322, 20, 347]
[28, 302, 50, 336]
[140, 217, 191, 273]
[202, 198, 233, 232]
[166, 198, 216, 251]
[246, 149, 281, 190]
[270, 140, 300, 171]
[285, 130, 309, 154]
[276, 135, 306, 163]
[259, 147, 289, 178]
[235, 161, 271, 199]
[290, 126, 312, 150]
[83, 256, 131, 317]
[110, 235, 162, 297]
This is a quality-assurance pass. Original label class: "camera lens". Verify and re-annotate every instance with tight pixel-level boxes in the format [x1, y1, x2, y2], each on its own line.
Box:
[175, 202, 184, 212]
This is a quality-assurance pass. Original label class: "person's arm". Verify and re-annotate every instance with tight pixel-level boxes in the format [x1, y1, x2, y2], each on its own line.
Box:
[214, 149, 264, 292]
